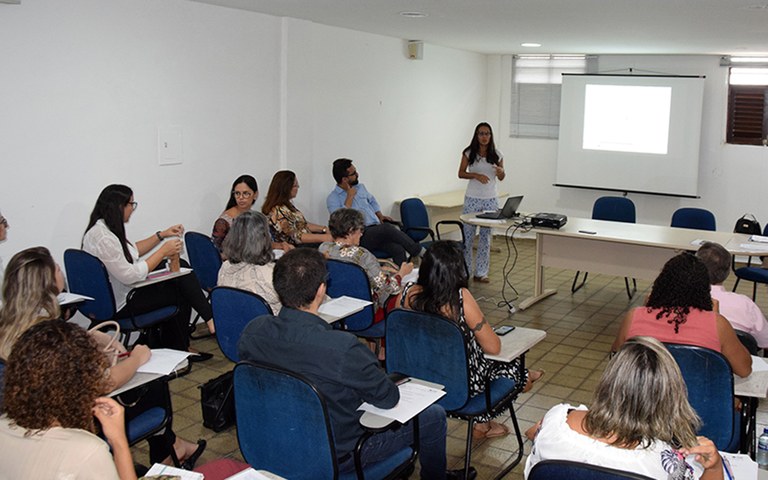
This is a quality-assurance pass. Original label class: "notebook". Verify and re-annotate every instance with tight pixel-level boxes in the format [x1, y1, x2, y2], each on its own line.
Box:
[476, 195, 523, 220]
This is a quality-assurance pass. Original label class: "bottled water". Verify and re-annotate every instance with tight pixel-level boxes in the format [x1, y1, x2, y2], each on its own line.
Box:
[758, 428, 768, 470]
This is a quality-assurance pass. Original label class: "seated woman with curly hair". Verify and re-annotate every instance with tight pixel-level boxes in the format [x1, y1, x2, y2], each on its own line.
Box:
[611, 252, 751, 378]
[0, 320, 136, 479]
[0, 246, 205, 468]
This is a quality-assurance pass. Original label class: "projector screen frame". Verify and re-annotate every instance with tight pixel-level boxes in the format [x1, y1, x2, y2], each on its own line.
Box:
[556, 73, 706, 199]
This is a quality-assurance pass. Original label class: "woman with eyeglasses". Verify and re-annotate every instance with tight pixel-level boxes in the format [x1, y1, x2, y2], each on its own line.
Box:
[82, 184, 216, 348]
[458, 122, 505, 284]
[262, 170, 332, 248]
[611, 252, 751, 378]
[212, 175, 260, 253]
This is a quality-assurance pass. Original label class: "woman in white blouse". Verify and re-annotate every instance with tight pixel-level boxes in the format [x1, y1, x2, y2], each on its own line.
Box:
[82, 184, 214, 357]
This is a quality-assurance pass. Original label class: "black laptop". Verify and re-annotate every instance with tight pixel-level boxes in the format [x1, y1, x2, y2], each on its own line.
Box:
[476, 195, 523, 220]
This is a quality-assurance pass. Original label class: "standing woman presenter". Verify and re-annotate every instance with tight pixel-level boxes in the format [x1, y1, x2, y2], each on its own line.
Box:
[459, 122, 505, 283]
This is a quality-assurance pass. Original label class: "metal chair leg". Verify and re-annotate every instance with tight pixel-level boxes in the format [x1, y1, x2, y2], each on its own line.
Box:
[571, 271, 588, 293]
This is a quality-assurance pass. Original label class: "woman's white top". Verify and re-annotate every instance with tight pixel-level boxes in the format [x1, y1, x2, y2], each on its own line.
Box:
[463, 149, 503, 200]
[82, 219, 149, 311]
[524, 403, 703, 480]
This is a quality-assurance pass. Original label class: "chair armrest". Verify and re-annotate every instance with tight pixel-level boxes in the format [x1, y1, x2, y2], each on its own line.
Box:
[436, 221, 465, 243]
[404, 226, 435, 242]
[354, 412, 419, 476]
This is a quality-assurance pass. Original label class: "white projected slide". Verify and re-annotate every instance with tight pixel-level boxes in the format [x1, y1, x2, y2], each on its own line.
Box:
[583, 85, 671, 155]
[556, 74, 705, 197]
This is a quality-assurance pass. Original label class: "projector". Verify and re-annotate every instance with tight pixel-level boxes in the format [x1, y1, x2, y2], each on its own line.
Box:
[531, 213, 568, 229]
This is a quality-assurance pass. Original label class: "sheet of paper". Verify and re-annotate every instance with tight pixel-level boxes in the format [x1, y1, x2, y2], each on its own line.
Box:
[751, 355, 768, 372]
[136, 348, 191, 375]
[749, 234, 768, 243]
[401, 268, 419, 285]
[720, 452, 757, 479]
[358, 381, 445, 423]
[57, 292, 94, 305]
[146, 463, 204, 479]
[225, 469, 275, 480]
[690, 239, 706, 247]
[318, 296, 372, 317]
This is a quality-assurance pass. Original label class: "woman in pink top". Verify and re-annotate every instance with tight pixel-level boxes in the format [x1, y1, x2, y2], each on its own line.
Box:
[612, 252, 751, 378]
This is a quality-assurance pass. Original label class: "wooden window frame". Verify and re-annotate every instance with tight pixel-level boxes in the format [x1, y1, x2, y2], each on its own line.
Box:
[726, 84, 767, 146]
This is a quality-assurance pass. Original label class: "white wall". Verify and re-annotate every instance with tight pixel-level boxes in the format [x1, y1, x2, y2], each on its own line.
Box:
[491, 55, 768, 229]
[0, 0, 487, 270]
[282, 18, 488, 223]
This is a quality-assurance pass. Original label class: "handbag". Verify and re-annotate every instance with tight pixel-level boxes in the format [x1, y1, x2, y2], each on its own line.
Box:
[88, 320, 126, 367]
[199, 370, 235, 432]
[734, 214, 761, 235]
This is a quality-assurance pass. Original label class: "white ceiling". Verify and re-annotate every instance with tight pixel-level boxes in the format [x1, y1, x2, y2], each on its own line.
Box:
[189, 0, 768, 55]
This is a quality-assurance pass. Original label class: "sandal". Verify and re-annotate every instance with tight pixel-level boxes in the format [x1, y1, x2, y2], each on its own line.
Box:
[523, 369, 545, 393]
[472, 421, 510, 439]
[472, 276, 490, 284]
[181, 439, 207, 470]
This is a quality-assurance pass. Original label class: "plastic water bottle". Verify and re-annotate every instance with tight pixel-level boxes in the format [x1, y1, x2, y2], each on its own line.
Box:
[758, 428, 768, 470]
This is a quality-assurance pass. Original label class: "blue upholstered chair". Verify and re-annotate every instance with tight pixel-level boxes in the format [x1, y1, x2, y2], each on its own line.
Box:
[572, 196, 637, 298]
[671, 207, 716, 231]
[233, 360, 416, 480]
[399, 197, 465, 250]
[664, 343, 741, 452]
[385, 308, 524, 479]
[210, 286, 273, 363]
[184, 231, 222, 337]
[732, 224, 768, 301]
[325, 259, 383, 339]
[63, 249, 179, 345]
[528, 460, 654, 480]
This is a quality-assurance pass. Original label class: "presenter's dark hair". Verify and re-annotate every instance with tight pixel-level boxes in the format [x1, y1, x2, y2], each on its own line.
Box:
[85, 184, 134, 263]
[646, 253, 713, 333]
[332, 158, 354, 184]
[328, 208, 364, 239]
[411, 241, 468, 321]
[225, 175, 259, 210]
[4, 320, 109, 434]
[695, 242, 731, 285]
[262, 170, 297, 215]
[273, 248, 327, 309]
[465, 122, 499, 165]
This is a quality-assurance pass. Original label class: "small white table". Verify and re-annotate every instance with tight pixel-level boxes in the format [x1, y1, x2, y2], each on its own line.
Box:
[132, 267, 193, 289]
[359, 378, 444, 429]
[485, 326, 547, 363]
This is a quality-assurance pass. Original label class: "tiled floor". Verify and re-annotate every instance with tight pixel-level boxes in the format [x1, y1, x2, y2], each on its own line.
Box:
[132, 236, 768, 479]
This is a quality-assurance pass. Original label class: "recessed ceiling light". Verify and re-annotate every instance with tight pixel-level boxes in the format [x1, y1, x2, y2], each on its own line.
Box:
[521, 42, 542, 48]
[399, 11, 427, 18]
[743, 3, 768, 9]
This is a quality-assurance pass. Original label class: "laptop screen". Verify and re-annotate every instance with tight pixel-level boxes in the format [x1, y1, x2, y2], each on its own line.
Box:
[501, 195, 524, 217]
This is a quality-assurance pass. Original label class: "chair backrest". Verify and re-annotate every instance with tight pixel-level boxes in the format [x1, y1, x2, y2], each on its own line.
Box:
[592, 197, 636, 223]
[325, 259, 375, 331]
[664, 343, 736, 450]
[735, 329, 759, 355]
[210, 287, 273, 362]
[670, 208, 716, 231]
[234, 361, 338, 480]
[385, 308, 471, 410]
[528, 460, 654, 480]
[184, 231, 222, 292]
[400, 198, 431, 242]
[63, 249, 117, 322]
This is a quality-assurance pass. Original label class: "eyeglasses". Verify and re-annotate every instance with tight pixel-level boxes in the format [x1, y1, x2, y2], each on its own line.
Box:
[477, 131, 492, 137]
[347, 171, 359, 177]
[232, 191, 253, 199]
[128, 201, 138, 209]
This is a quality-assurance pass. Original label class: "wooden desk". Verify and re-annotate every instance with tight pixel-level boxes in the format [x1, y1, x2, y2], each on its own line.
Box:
[517, 217, 768, 310]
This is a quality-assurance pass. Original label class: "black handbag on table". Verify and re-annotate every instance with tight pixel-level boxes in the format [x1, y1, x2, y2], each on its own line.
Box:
[199, 370, 235, 432]
[734, 214, 761, 235]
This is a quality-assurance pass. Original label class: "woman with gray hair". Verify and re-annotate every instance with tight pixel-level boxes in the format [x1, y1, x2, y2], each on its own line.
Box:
[525, 336, 723, 479]
[319, 208, 412, 325]
[217, 211, 281, 314]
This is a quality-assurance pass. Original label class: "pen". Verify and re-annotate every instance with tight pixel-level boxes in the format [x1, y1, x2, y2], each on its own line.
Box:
[396, 377, 411, 386]
[118, 351, 131, 359]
